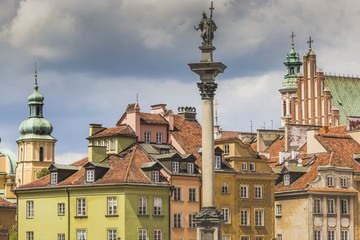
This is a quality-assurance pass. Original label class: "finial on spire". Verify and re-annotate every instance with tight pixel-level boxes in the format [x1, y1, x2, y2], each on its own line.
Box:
[34, 62, 38, 91]
[307, 36, 313, 51]
[136, 93, 139, 103]
[290, 32, 296, 47]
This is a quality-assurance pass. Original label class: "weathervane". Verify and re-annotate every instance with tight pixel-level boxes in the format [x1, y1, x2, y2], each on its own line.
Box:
[290, 32, 296, 46]
[194, 1, 217, 46]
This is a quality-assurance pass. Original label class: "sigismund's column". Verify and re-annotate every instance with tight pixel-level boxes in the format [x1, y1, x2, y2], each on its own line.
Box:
[188, 2, 226, 239]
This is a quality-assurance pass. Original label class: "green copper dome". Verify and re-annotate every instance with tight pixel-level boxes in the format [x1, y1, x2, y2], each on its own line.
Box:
[18, 70, 55, 141]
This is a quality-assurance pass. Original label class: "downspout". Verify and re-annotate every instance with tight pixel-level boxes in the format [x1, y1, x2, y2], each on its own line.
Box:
[65, 187, 70, 240]
[15, 191, 18, 240]
[169, 178, 174, 240]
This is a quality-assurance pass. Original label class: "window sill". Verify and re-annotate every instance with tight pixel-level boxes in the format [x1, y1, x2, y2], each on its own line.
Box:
[172, 227, 184, 230]
[74, 216, 88, 219]
[313, 213, 323, 217]
[153, 214, 164, 217]
[221, 192, 230, 195]
[188, 200, 198, 203]
[138, 214, 149, 217]
[26, 217, 34, 219]
[341, 214, 350, 218]
[255, 225, 265, 228]
[327, 214, 337, 217]
[58, 214, 65, 217]
[105, 214, 119, 217]
[275, 215, 282, 218]
[173, 200, 184, 202]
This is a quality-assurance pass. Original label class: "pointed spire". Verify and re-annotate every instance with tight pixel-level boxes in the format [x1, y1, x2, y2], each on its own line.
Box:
[34, 62, 38, 91]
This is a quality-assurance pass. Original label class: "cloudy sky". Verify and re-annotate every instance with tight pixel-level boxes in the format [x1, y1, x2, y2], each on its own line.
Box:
[1, 0, 360, 164]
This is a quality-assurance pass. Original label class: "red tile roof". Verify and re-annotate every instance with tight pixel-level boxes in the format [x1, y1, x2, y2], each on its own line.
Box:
[0, 197, 16, 208]
[221, 131, 240, 139]
[89, 125, 136, 138]
[251, 141, 257, 152]
[140, 113, 168, 125]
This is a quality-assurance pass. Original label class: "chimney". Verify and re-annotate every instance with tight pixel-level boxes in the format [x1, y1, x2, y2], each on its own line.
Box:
[88, 145, 106, 163]
[306, 128, 326, 154]
[150, 104, 167, 115]
[330, 107, 340, 126]
[89, 124, 102, 136]
[177, 106, 197, 120]
[125, 103, 141, 137]
[164, 109, 174, 131]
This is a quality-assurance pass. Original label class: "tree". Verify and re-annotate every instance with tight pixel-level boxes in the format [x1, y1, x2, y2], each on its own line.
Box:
[36, 167, 50, 179]
[9, 225, 17, 240]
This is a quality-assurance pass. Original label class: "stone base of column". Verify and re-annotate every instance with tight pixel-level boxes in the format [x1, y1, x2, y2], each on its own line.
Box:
[194, 207, 223, 240]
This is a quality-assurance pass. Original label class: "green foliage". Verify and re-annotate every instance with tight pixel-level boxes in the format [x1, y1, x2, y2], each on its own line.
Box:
[9, 225, 17, 240]
[36, 167, 50, 179]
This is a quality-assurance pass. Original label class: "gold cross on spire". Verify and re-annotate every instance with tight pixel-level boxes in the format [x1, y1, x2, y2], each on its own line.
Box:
[290, 32, 296, 46]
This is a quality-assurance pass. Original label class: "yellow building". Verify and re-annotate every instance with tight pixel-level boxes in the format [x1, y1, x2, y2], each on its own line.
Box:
[16, 71, 56, 187]
[215, 137, 277, 240]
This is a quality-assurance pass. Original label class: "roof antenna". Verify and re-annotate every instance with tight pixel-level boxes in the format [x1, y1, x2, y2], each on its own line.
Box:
[136, 93, 139, 103]
[250, 120, 253, 133]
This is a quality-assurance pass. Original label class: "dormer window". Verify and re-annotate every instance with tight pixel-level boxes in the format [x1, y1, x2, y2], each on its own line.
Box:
[156, 133, 163, 144]
[86, 170, 95, 183]
[111, 139, 115, 150]
[145, 132, 151, 143]
[341, 177, 348, 188]
[50, 172, 58, 185]
[327, 176, 334, 187]
[215, 156, 221, 170]
[172, 162, 179, 173]
[99, 140, 104, 146]
[187, 163, 194, 174]
[152, 171, 159, 182]
[160, 149, 169, 154]
[224, 145, 229, 155]
[284, 174, 290, 186]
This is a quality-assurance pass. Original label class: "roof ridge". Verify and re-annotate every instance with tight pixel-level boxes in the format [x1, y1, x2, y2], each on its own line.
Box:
[124, 145, 137, 182]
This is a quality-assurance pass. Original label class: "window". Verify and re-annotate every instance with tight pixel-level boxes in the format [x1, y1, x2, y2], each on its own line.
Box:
[139, 229, 147, 240]
[77, 230, 86, 240]
[58, 203, 65, 216]
[154, 197, 162, 215]
[240, 186, 248, 198]
[341, 230, 349, 240]
[277, 234, 282, 240]
[222, 182, 229, 194]
[215, 156, 221, 169]
[327, 176, 334, 187]
[156, 132, 163, 144]
[187, 163, 194, 174]
[152, 171, 160, 182]
[328, 199, 335, 214]
[93, 140, 97, 146]
[284, 174, 290, 186]
[314, 230, 321, 240]
[276, 204, 282, 217]
[255, 186, 262, 199]
[189, 188, 196, 202]
[255, 237, 264, 240]
[224, 145, 229, 154]
[27, 200, 34, 218]
[108, 230, 117, 240]
[255, 210, 264, 226]
[222, 236, 231, 240]
[341, 199, 349, 215]
[341, 177, 348, 188]
[76, 198, 86, 216]
[242, 163, 247, 171]
[99, 140, 104, 146]
[111, 139, 115, 150]
[328, 230, 335, 240]
[139, 197, 147, 215]
[39, 147, 44, 161]
[174, 187, 181, 201]
[107, 197, 117, 215]
[222, 208, 230, 224]
[241, 237, 249, 240]
[154, 229, 162, 240]
[86, 170, 95, 183]
[189, 214, 196, 228]
[105, 139, 109, 150]
[240, 210, 249, 226]
[51, 172, 58, 185]
[174, 213, 182, 228]
[250, 163, 255, 172]
[145, 132, 151, 143]
[172, 162, 179, 173]
[314, 199, 322, 214]
[26, 232, 34, 240]
[58, 234, 65, 240]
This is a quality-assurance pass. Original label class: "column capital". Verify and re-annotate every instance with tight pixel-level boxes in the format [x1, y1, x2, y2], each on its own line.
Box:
[197, 81, 217, 100]
[194, 207, 223, 229]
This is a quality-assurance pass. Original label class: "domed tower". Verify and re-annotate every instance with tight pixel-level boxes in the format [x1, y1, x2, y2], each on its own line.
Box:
[280, 32, 302, 128]
[16, 69, 56, 187]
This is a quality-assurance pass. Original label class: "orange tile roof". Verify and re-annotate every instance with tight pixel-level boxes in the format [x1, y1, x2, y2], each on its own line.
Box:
[265, 137, 285, 167]
[327, 125, 347, 134]
[0, 197, 16, 208]
[140, 113, 168, 125]
[88, 125, 136, 138]
[251, 141, 257, 152]
[307, 187, 357, 193]
[221, 131, 240, 139]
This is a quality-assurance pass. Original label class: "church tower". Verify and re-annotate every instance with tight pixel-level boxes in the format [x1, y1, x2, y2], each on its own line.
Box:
[16, 69, 56, 187]
[279, 32, 302, 127]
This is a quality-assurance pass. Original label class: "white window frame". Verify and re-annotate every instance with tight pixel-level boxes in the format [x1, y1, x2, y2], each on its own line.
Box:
[327, 176, 334, 187]
[152, 171, 160, 182]
[154, 229, 162, 240]
[314, 198, 322, 214]
[26, 232, 34, 240]
[111, 139, 115, 150]
[107, 197, 117, 215]
[250, 163, 256, 172]
[172, 162, 179, 173]
[341, 177, 348, 188]
[76, 198, 86, 216]
[255, 186, 263, 199]
[189, 188, 196, 202]
[277, 234, 282, 240]
[51, 172, 58, 185]
[138, 197, 147, 215]
[27, 200, 34, 218]
[328, 199, 335, 214]
[189, 214, 196, 228]
[107, 230, 117, 240]
[276, 204, 282, 217]
[145, 132, 151, 143]
[174, 187, 182, 201]
[314, 230, 321, 240]
[341, 199, 349, 215]
[77, 230, 86, 240]
[187, 162, 194, 174]
[224, 145, 229, 154]
[86, 169, 95, 183]
[105, 139, 109, 150]
[156, 132, 163, 144]
[174, 213, 182, 228]
[99, 140, 104, 146]
[58, 233, 65, 240]
[240, 209, 249, 226]
[139, 229, 147, 240]
[341, 230, 349, 240]
[255, 210, 264, 226]
[284, 174, 290, 186]
[58, 203, 65, 216]
[154, 197, 162, 215]
[328, 230, 335, 240]
[242, 162, 247, 171]
[222, 208, 230, 224]
[215, 155, 221, 169]
[240, 186, 248, 198]
[222, 182, 229, 194]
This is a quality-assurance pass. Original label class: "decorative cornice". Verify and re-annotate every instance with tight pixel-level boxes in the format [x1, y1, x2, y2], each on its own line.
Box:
[197, 81, 217, 99]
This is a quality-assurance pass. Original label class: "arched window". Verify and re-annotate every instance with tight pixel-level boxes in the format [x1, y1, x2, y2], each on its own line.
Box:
[36, 107, 40, 116]
[290, 67, 295, 74]
[39, 147, 44, 162]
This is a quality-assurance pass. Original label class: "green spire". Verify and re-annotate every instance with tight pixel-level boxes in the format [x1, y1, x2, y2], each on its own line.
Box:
[18, 67, 54, 141]
[279, 32, 302, 92]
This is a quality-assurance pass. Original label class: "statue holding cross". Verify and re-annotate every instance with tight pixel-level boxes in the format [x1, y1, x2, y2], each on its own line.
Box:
[194, 1, 217, 46]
